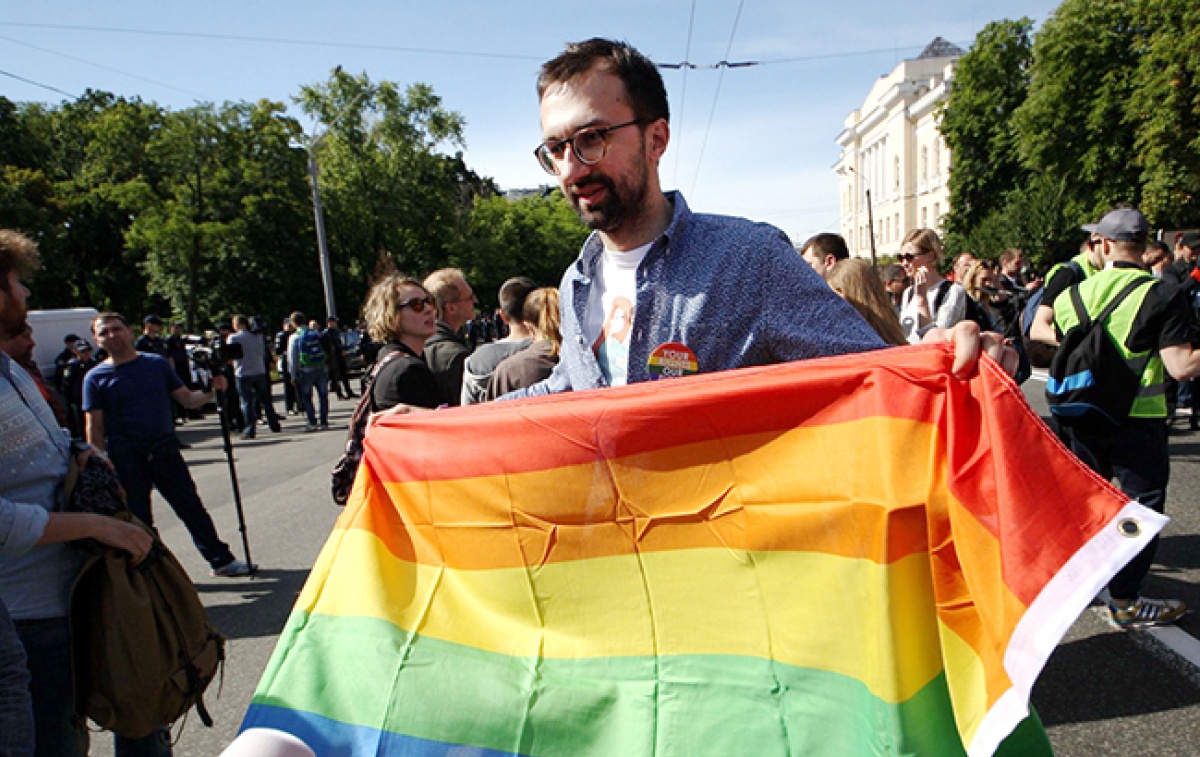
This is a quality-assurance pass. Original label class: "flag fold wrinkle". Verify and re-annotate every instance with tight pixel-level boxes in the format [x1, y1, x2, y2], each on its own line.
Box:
[243, 344, 1160, 757]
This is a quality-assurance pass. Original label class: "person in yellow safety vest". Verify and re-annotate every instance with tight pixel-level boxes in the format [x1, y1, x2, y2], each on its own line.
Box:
[1045, 208, 1200, 629]
[1028, 233, 1105, 346]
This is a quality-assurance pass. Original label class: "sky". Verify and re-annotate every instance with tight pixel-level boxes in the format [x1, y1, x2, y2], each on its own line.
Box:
[1, 1, 1064, 245]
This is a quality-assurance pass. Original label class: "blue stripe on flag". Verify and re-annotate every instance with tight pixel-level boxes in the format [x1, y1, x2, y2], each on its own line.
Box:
[241, 704, 523, 757]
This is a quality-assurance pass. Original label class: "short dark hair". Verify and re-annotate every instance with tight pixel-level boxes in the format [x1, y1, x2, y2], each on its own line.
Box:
[233, 314, 251, 329]
[290, 311, 306, 328]
[538, 38, 669, 124]
[0, 230, 39, 292]
[91, 312, 129, 334]
[800, 233, 850, 263]
[498, 276, 538, 323]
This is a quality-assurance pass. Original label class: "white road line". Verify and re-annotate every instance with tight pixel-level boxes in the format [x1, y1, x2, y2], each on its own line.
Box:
[1147, 625, 1200, 670]
[1028, 368, 1047, 383]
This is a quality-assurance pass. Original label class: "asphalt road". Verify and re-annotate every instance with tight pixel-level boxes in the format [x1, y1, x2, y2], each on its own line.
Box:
[88, 376, 1200, 756]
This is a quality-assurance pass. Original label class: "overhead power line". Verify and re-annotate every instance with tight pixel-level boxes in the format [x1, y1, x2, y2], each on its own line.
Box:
[0, 21, 942, 69]
[0, 21, 544, 62]
[0, 33, 208, 99]
[0, 67, 76, 98]
[689, 0, 747, 197]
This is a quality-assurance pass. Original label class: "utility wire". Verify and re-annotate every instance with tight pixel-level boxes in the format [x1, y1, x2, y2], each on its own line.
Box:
[0, 67, 76, 98]
[672, 0, 699, 188]
[0, 21, 938, 70]
[689, 0, 746, 197]
[0, 33, 208, 99]
[0, 21, 544, 62]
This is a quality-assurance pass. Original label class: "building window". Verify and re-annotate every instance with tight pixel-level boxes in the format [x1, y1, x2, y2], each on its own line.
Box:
[895, 213, 900, 240]
[921, 147, 928, 182]
[894, 157, 900, 193]
[933, 203, 941, 226]
[921, 207, 928, 228]
[933, 142, 941, 178]
[884, 217, 890, 242]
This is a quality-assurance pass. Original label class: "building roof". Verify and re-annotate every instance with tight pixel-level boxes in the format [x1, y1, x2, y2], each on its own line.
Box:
[916, 37, 965, 60]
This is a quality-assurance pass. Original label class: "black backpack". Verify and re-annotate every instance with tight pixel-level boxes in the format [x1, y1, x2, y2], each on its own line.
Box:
[331, 349, 404, 505]
[1046, 277, 1154, 428]
[932, 281, 992, 331]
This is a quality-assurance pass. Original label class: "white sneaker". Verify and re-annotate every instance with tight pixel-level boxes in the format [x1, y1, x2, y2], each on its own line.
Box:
[211, 559, 255, 578]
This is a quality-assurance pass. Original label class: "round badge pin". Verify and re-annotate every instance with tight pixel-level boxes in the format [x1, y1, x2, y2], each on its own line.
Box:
[647, 342, 699, 380]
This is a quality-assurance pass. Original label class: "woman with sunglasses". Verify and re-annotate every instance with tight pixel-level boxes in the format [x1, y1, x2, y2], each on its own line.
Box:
[361, 274, 444, 412]
[897, 228, 967, 344]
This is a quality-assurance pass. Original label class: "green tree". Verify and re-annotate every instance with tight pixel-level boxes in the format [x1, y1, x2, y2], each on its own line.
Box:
[1013, 0, 1141, 220]
[940, 19, 1035, 245]
[454, 189, 588, 304]
[295, 69, 492, 320]
[1129, 0, 1200, 226]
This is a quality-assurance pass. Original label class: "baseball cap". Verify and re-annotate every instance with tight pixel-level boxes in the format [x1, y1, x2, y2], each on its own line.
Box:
[74, 340, 92, 351]
[1082, 209, 1149, 242]
[63, 333, 80, 344]
[1176, 231, 1200, 248]
[143, 314, 163, 326]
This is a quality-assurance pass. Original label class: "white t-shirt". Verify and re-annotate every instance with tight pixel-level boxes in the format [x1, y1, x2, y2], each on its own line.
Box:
[899, 279, 967, 344]
[584, 242, 652, 386]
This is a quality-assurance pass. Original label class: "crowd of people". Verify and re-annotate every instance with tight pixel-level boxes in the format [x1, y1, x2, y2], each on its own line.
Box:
[2, 35, 1198, 757]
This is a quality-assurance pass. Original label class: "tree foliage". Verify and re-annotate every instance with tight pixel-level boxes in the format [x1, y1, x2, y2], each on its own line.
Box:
[940, 18, 1034, 243]
[454, 190, 588, 303]
[0, 72, 581, 330]
[940, 0, 1200, 268]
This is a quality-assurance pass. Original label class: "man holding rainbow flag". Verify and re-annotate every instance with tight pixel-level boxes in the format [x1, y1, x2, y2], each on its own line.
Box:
[237, 39, 1164, 757]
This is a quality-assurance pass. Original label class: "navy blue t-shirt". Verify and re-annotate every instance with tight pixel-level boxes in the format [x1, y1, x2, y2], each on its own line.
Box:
[83, 354, 183, 448]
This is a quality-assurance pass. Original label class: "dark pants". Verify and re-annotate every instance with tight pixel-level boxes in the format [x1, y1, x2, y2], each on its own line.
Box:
[281, 367, 298, 413]
[108, 439, 235, 570]
[14, 617, 170, 757]
[294, 367, 328, 426]
[0, 599, 33, 756]
[236, 373, 281, 434]
[1058, 417, 1169, 602]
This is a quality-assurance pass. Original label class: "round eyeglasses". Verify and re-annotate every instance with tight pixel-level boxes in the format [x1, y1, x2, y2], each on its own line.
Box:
[534, 119, 643, 175]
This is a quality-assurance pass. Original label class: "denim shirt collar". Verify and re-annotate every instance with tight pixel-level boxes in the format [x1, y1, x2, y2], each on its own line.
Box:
[574, 191, 690, 281]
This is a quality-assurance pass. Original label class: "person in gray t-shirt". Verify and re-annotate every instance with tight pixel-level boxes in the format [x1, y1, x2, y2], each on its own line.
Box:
[229, 315, 281, 438]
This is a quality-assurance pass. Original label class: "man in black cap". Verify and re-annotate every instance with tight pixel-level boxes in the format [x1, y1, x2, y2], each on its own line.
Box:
[1045, 207, 1200, 629]
[52, 333, 80, 396]
[135, 314, 168, 357]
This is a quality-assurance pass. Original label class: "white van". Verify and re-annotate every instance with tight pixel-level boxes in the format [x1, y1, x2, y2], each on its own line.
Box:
[26, 307, 100, 379]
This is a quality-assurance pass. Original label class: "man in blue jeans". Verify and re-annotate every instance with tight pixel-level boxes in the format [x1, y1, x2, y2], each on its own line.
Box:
[286, 311, 329, 432]
[229, 314, 282, 440]
[84, 312, 252, 579]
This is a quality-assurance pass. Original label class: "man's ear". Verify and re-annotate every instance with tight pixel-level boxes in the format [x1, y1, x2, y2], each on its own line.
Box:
[646, 119, 670, 163]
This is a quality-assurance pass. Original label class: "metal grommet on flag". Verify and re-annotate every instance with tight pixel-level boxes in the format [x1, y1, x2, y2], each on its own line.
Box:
[1117, 518, 1141, 538]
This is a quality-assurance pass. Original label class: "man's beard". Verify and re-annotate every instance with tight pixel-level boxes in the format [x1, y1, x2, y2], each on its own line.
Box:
[568, 167, 649, 234]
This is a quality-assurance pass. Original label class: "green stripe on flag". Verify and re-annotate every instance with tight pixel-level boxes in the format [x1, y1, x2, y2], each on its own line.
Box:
[252, 612, 995, 757]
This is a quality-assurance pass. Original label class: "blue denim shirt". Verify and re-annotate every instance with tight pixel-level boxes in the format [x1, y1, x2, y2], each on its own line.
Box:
[0, 352, 81, 620]
[510, 192, 884, 397]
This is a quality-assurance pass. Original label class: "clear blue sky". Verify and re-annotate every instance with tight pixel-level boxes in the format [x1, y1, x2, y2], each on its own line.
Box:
[0, 1, 1062, 245]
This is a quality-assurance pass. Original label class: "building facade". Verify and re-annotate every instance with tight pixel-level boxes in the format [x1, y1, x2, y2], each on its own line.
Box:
[834, 38, 963, 260]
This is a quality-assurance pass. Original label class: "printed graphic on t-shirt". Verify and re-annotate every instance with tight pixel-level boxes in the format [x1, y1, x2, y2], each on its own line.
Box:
[593, 296, 634, 386]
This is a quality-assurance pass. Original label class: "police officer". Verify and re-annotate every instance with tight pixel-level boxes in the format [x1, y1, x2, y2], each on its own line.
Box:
[1048, 208, 1200, 629]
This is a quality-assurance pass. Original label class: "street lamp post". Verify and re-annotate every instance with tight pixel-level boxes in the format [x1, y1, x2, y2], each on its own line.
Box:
[845, 166, 877, 267]
[299, 81, 375, 321]
[305, 153, 337, 320]
[864, 188, 877, 268]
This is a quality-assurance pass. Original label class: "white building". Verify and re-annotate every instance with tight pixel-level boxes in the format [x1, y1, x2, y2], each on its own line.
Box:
[834, 38, 964, 260]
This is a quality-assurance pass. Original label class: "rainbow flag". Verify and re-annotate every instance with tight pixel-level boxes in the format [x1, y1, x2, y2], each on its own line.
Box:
[243, 344, 1162, 756]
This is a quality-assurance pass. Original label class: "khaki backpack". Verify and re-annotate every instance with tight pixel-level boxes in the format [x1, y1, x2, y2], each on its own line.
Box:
[70, 512, 226, 739]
